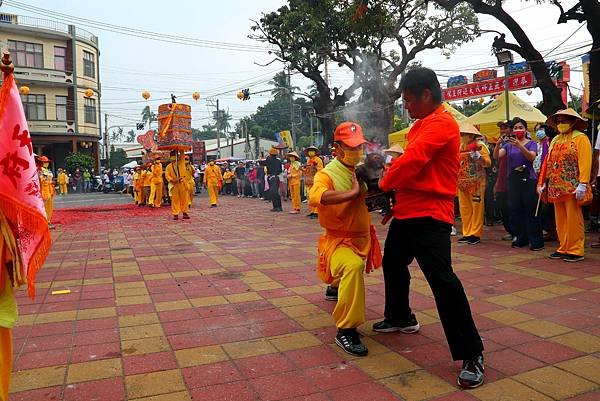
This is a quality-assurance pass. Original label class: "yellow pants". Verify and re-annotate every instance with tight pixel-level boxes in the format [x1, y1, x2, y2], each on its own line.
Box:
[0, 327, 11, 401]
[458, 187, 485, 237]
[188, 180, 195, 206]
[59, 184, 67, 195]
[306, 185, 318, 214]
[554, 197, 585, 256]
[170, 183, 189, 216]
[289, 182, 301, 211]
[149, 182, 163, 208]
[44, 196, 54, 223]
[330, 247, 365, 329]
[207, 183, 219, 206]
[134, 188, 142, 204]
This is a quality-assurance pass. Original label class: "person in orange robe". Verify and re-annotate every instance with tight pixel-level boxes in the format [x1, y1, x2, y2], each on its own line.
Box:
[537, 108, 592, 262]
[309, 122, 382, 357]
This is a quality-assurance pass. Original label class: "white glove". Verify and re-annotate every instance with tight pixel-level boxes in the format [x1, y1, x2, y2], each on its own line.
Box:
[537, 184, 546, 195]
[470, 151, 481, 160]
[574, 183, 587, 200]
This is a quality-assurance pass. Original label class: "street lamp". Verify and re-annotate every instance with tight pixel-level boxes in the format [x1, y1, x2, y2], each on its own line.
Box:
[495, 49, 513, 122]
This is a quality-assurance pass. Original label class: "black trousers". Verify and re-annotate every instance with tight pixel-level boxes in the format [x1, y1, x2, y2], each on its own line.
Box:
[496, 191, 514, 235]
[507, 173, 544, 248]
[382, 217, 483, 361]
[268, 175, 282, 209]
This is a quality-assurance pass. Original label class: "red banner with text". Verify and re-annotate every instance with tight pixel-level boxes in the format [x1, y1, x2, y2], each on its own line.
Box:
[443, 72, 534, 101]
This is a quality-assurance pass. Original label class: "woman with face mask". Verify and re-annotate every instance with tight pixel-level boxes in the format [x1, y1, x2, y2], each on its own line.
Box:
[494, 117, 544, 251]
[537, 109, 592, 262]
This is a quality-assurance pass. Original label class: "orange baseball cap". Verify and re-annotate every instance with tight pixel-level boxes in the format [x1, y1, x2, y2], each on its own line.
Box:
[334, 122, 366, 147]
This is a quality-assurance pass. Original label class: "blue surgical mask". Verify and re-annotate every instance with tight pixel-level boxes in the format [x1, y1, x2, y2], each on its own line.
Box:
[535, 130, 546, 140]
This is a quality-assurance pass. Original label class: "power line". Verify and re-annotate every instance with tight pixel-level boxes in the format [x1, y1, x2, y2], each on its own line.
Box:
[3, 0, 271, 53]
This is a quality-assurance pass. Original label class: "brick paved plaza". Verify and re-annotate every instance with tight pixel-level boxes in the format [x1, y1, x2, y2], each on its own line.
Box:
[8, 196, 600, 401]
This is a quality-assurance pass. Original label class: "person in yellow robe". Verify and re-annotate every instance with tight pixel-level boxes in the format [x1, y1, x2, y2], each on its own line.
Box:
[304, 146, 324, 219]
[36, 156, 55, 228]
[166, 150, 190, 220]
[148, 157, 164, 208]
[184, 156, 195, 207]
[57, 168, 68, 195]
[309, 122, 382, 357]
[286, 151, 302, 214]
[457, 122, 491, 245]
[538, 108, 592, 262]
[133, 166, 143, 205]
[203, 161, 223, 207]
[223, 168, 235, 195]
[141, 163, 152, 206]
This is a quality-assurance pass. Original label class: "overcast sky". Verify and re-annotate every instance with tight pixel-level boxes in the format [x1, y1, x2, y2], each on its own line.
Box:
[1, 0, 591, 134]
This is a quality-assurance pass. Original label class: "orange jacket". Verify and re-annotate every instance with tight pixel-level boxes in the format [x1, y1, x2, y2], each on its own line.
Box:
[380, 105, 459, 225]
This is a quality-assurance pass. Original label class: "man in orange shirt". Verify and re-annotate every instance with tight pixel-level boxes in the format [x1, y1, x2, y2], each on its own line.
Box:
[375, 67, 484, 388]
[309, 122, 382, 357]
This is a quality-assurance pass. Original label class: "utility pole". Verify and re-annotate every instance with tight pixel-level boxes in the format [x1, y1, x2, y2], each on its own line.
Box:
[288, 67, 296, 150]
[216, 99, 221, 158]
[104, 113, 109, 168]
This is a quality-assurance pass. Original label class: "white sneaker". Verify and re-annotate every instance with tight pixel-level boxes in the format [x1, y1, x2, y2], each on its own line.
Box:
[451, 226, 457, 236]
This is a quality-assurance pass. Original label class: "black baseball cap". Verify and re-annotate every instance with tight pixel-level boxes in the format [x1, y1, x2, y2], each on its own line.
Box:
[497, 120, 514, 128]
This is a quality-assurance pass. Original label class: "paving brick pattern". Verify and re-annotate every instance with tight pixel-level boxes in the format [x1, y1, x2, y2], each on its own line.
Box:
[9, 197, 600, 400]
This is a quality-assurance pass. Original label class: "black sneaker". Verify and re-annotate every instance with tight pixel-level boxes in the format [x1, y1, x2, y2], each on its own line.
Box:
[458, 354, 484, 389]
[325, 286, 338, 301]
[563, 254, 584, 262]
[549, 252, 568, 259]
[372, 315, 420, 333]
[530, 245, 544, 251]
[467, 236, 481, 245]
[457, 236, 471, 243]
[309, 213, 319, 219]
[335, 328, 368, 357]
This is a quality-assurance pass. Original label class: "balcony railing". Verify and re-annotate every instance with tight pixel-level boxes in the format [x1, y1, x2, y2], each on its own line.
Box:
[0, 13, 98, 45]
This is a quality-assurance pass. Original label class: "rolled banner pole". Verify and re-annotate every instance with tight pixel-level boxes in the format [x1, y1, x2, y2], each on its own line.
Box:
[534, 191, 542, 217]
[535, 179, 548, 217]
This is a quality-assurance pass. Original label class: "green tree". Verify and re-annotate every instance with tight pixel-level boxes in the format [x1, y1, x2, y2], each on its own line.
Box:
[191, 125, 218, 141]
[214, 110, 232, 135]
[126, 129, 136, 142]
[64, 152, 95, 173]
[553, 0, 600, 119]
[254, 0, 479, 144]
[568, 93, 583, 113]
[110, 127, 123, 142]
[252, 0, 360, 146]
[269, 71, 300, 99]
[433, 0, 567, 115]
[454, 99, 491, 116]
[141, 105, 157, 129]
[109, 146, 129, 168]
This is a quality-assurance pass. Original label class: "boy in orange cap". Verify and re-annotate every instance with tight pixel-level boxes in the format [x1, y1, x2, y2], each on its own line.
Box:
[309, 121, 382, 356]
